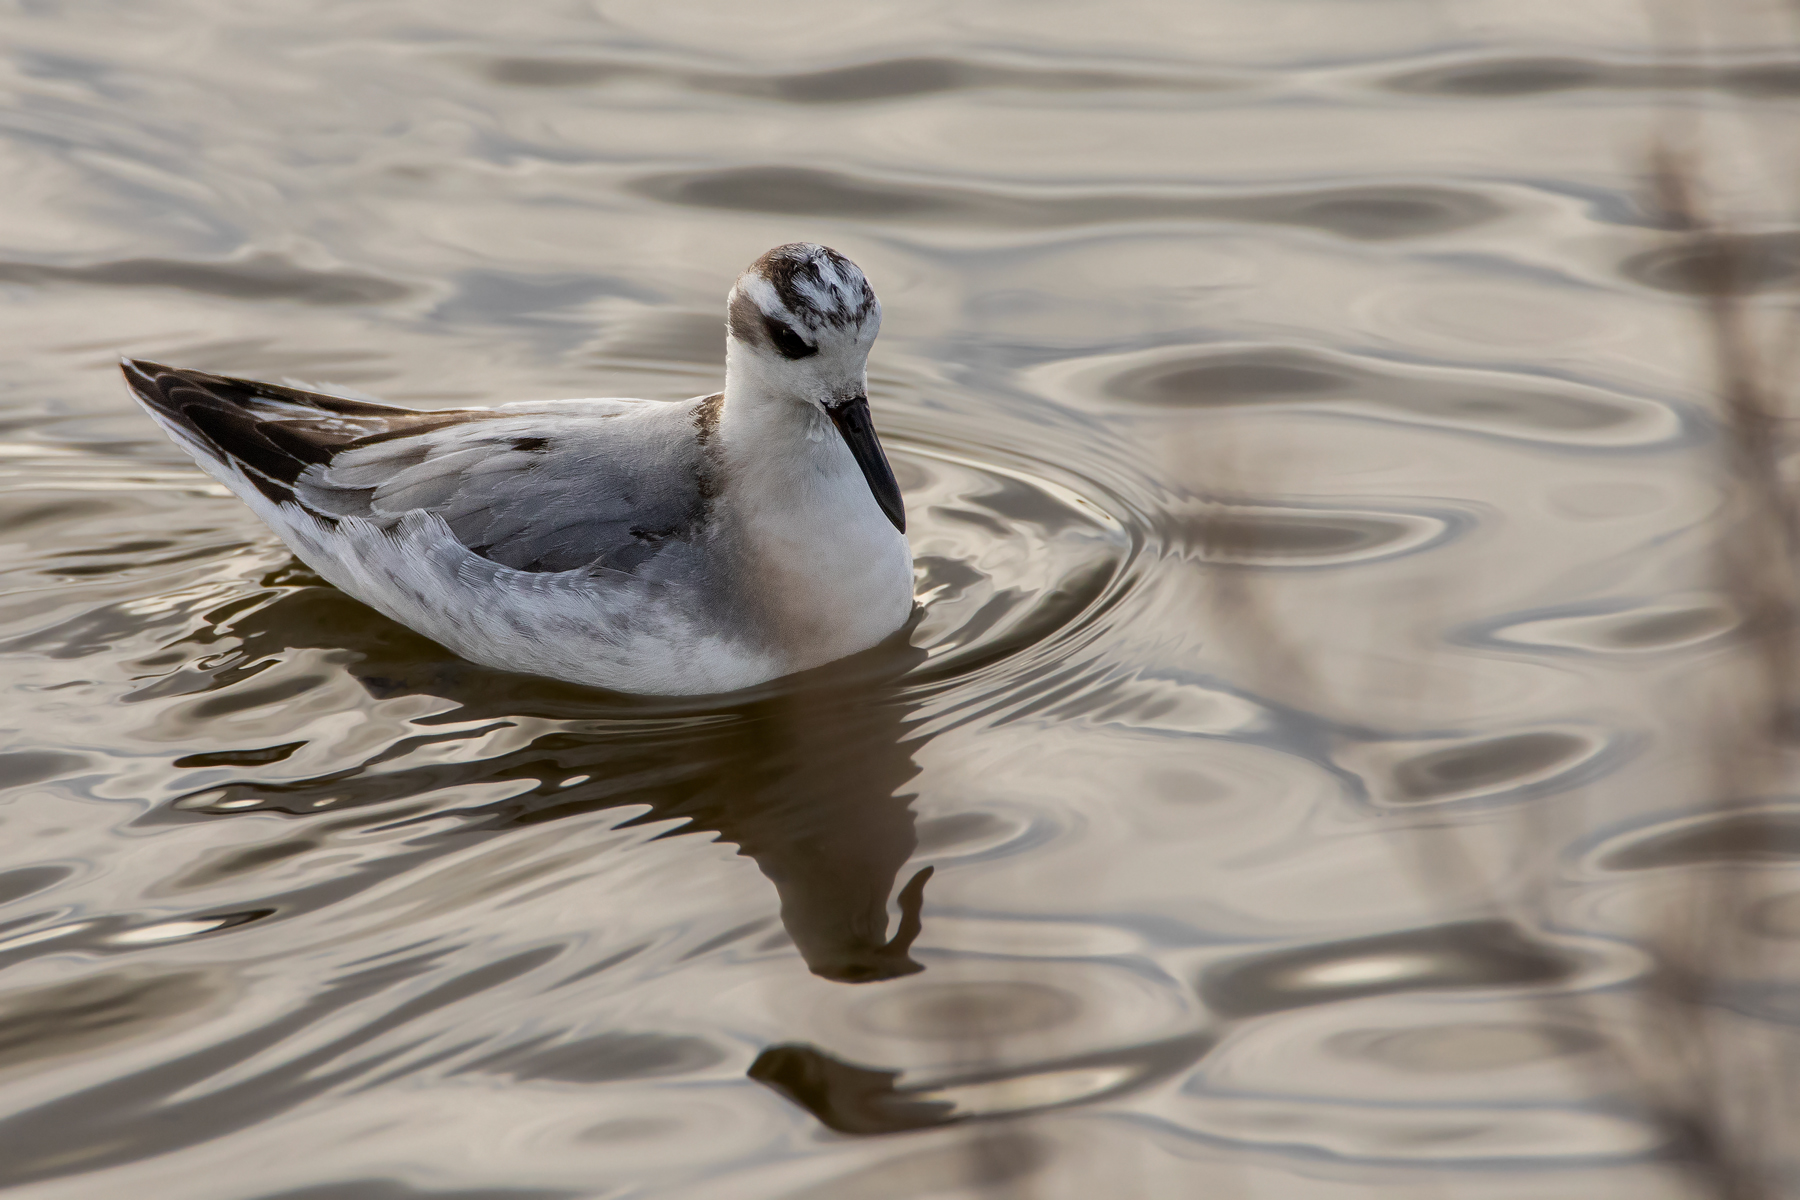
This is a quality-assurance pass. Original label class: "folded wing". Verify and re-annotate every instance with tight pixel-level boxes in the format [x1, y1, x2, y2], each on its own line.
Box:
[122, 358, 715, 574]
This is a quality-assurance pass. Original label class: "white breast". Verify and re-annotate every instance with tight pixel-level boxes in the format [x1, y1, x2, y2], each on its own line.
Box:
[722, 411, 915, 672]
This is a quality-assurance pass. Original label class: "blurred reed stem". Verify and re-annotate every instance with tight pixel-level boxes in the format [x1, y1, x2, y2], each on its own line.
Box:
[1180, 19, 1800, 1192]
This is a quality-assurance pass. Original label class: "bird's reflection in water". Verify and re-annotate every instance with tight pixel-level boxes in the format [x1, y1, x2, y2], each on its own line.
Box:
[163, 563, 936, 982]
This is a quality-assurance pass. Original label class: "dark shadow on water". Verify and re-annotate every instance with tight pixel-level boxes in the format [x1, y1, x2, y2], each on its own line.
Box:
[144, 563, 939, 985]
[749, 1031, 1216, 1134]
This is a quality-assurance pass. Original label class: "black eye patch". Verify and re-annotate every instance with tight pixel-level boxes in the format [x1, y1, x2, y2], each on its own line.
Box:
[763, 317, 818, 360]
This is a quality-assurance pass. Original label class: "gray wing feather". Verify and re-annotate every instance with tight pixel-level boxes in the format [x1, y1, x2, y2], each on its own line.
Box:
[295, 399, 713, 574]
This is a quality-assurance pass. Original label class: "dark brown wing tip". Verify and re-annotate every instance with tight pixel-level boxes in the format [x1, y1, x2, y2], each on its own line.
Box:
[120, 356, 169, 385]
[118, 358, 418, 419]
[120, 358, 211, 406]
[119, 358, 189, 412]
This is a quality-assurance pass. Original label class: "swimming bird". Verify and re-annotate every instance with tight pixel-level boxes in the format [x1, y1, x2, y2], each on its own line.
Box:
[121, 243, 914, 695]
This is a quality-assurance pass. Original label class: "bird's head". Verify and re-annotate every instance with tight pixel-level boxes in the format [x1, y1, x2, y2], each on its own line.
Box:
[725, 243, 902, 532]
[727, 242, 881, 394]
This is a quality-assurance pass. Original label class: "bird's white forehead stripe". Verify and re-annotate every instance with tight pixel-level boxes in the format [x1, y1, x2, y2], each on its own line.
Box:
[743, 270, 868, 332]
[738, 275, 782, 317]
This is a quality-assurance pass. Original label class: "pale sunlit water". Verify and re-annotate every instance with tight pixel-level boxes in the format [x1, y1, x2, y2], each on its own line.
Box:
[2, 1, 1798, 1197]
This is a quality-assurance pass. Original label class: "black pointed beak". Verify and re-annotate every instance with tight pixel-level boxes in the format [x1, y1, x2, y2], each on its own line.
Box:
[826, 395, 906, 534]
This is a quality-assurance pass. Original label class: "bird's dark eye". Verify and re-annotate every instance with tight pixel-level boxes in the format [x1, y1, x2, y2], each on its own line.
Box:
[764, 317, 818, 360]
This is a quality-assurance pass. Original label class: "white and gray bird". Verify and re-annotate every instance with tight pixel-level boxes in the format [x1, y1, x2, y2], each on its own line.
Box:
[122, 243, 914, 695]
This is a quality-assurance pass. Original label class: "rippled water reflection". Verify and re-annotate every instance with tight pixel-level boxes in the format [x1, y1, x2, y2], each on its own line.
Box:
[3, 0, 1798, 1196]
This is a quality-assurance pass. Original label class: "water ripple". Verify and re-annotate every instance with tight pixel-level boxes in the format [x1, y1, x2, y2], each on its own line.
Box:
[1622, 230, 1800, 296]
[632, 166, 1506, 240]
[1341, 727, 1621, 808]
[0, 253, 412, 306]
[1029, 343, 1685, 449]
[1166, 501, 1462, 568]
[1467, 597, 1737, 657]
[1200, 920, 1581, 1019]
[480, 53, 1238, 102]
[1383, 53, 1800, 98]
[1587, 806, 1800, 872]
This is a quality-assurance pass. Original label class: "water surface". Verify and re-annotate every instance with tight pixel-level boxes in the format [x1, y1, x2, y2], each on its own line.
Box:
[1, 1, 1795, 1196]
